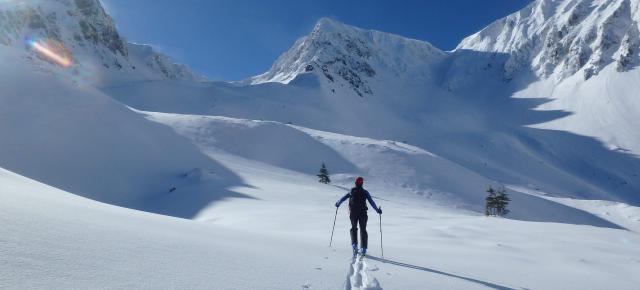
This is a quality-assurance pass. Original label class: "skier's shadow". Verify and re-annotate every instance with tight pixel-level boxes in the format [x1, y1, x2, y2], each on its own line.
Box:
[366, 256, 517, 290]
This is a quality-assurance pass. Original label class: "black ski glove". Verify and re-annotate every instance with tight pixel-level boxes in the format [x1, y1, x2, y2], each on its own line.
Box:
[335, 202, 340, 208]
[377, 208, 382, 214]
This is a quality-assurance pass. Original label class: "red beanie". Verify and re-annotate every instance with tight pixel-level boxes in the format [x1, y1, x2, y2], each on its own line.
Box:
[355, 177, 364, 186]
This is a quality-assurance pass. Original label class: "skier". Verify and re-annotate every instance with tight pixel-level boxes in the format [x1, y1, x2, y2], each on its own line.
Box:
[335, 177, 382, 256]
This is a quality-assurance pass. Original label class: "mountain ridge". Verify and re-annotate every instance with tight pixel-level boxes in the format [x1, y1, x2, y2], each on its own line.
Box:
[457, 0, 640, 80]
[247, 17, 446, 97]
[0, 0, 203, 83]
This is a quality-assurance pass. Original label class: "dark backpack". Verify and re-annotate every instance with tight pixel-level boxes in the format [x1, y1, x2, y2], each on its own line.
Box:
[349, 187, 368, 212]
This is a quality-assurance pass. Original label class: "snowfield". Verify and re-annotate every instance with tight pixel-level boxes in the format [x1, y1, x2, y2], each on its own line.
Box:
[3, 150, 640, 289]
[2, 0, 640, 289]
[145, 111, 640, 231]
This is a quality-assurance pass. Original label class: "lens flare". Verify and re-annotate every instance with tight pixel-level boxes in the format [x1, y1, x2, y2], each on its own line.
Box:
[27, 38, 73, 68]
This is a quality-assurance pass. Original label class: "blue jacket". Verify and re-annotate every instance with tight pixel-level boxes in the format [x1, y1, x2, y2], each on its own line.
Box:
[335, 188, 380, 212]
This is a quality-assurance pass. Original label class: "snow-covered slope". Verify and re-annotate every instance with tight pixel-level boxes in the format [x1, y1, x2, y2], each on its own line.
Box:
[3, 152, 640, 289]
[0, 166, 352, 289]
[145, 111, 640, 231]
[0, 49, 237, 214]
[453, 0, 640, 169]
[514, 63, 640, 154]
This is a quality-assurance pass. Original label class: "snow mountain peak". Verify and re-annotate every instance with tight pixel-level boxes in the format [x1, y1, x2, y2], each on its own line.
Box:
[457, 0, 640, 81]
[248, 17, 445, 97]
[312, 17, 349, 33]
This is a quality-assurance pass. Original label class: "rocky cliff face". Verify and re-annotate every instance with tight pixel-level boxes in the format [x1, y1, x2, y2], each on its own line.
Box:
[73, 0, 127, 56]
[1, 0, 126, 64]
[457, 0, 640, 81]
[0, 0, 201, 82]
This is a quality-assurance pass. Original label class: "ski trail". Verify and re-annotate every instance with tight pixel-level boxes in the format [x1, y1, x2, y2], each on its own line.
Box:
[345, 256, 383, 290]
[352, 256, 364, 288]
[344, 256, 355, 290]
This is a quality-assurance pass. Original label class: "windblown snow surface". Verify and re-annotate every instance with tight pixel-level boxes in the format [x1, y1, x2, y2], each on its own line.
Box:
[2, 0, 640, 289]
[3, 111, 640, 289]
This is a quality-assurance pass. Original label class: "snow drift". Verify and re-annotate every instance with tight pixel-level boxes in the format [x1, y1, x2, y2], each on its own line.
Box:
[0, 49, 243, 216]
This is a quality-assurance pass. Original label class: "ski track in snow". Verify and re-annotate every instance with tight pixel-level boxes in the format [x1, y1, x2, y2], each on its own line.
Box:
[345, 256, 382, 290]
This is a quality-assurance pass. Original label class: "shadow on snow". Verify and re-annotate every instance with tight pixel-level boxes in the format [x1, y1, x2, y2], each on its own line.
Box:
[366, 255, 516, 290]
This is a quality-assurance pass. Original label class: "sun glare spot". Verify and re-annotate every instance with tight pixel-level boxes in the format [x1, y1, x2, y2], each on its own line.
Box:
[27, 38, 73, 68]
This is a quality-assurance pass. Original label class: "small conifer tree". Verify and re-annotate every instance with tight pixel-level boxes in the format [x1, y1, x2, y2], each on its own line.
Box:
[485, 185, 510, 217]
[494, 186, 511, 217]
[485, 186, 498, 216]
[317, 163, 331, 184]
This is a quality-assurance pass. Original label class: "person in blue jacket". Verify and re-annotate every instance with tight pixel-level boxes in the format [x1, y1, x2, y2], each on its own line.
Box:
[335, 177, 382, 255]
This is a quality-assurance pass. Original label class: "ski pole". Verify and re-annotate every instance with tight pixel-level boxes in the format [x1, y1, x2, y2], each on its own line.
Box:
[329, 206, 338, 247]
[379, 206, 384, 258]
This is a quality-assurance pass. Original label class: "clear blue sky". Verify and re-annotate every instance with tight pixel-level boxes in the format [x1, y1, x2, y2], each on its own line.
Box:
[101, 0, 532, 81]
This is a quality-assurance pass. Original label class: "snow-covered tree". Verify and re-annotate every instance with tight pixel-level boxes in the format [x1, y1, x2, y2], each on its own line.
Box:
[317, 163, 331, 184]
